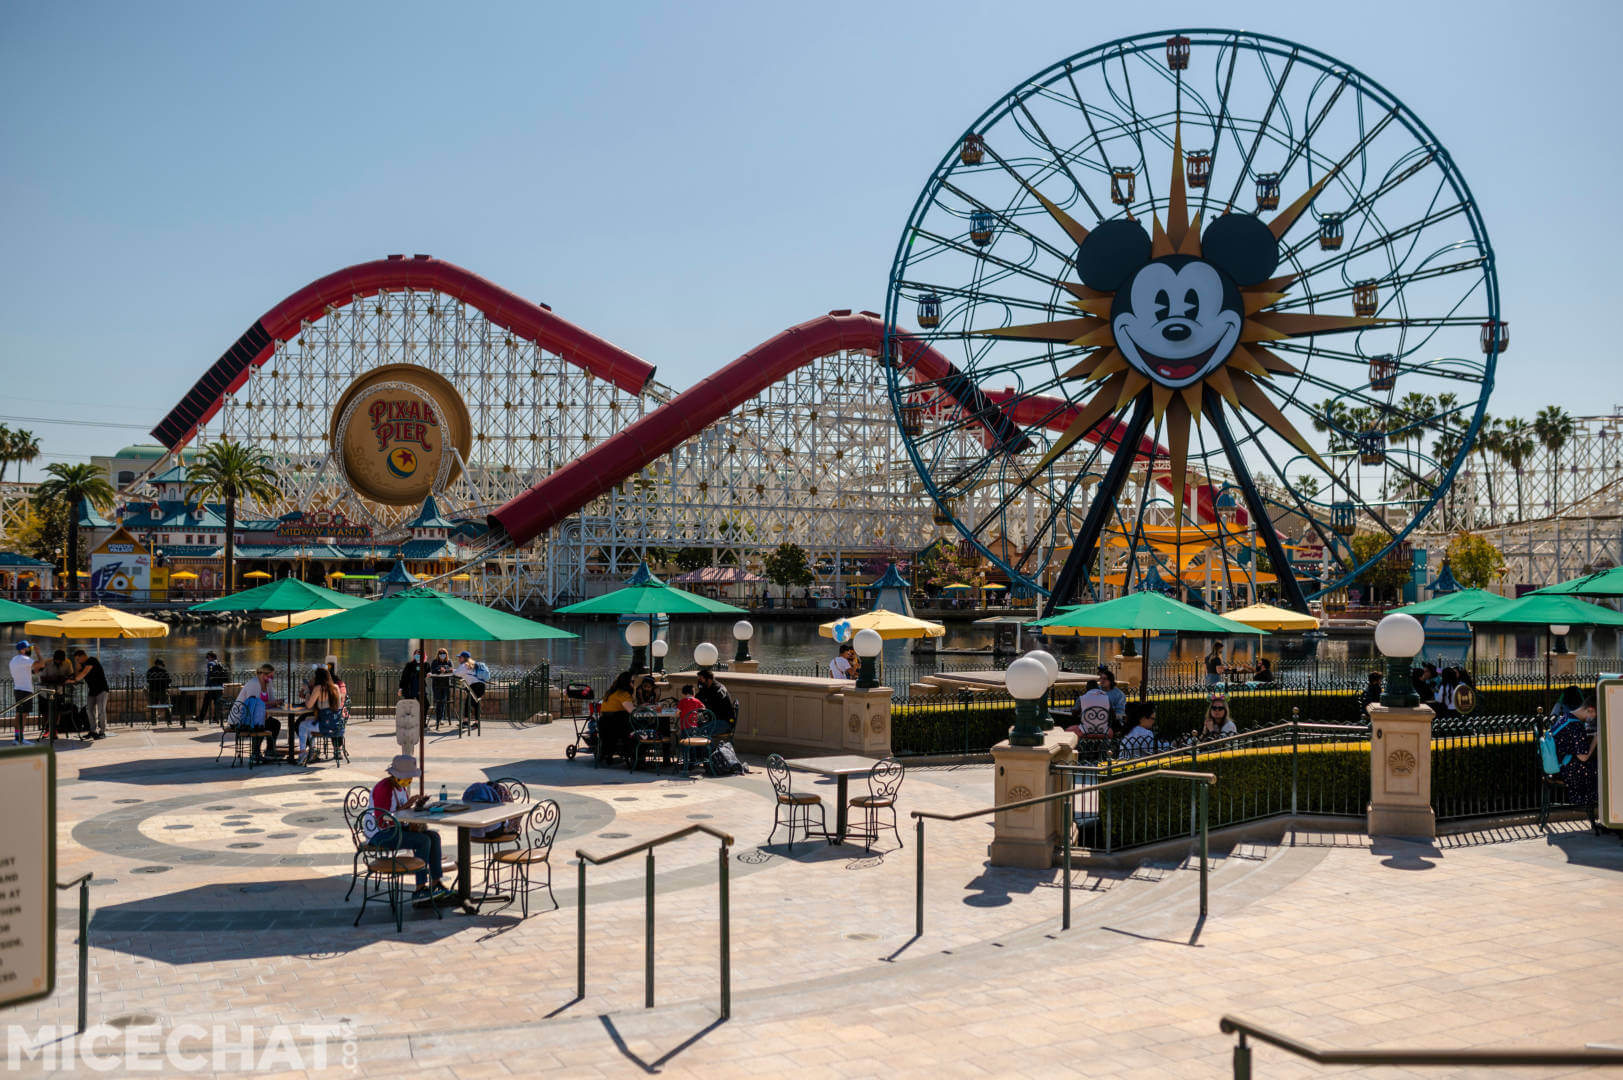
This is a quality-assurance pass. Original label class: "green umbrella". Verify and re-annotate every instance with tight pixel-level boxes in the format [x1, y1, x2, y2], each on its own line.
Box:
[192, 577, 372, 740]
[1460, 593, 1623, 628]
[1033, 592, 1266, 700]
[1529, 566, 1623, 599]
[1390, 589, 1517, 621]
[0, 598, 57, 625]
[554, 562, 746, 616]
[270, 587, 574, 793]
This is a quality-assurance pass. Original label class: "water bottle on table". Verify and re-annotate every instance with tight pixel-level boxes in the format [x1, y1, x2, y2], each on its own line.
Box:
[438, 784, 447, 803]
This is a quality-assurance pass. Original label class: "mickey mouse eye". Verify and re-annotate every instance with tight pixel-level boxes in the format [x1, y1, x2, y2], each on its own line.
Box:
[1154, 289, 1170, 321]
[1184, 288, 1200, 319]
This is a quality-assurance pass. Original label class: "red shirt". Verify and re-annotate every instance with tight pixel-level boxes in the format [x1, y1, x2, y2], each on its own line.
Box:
[676, 695, 705, 730]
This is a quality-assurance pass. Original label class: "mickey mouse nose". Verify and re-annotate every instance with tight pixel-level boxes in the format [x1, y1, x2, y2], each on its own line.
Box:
[1161, 323, 1192, 342]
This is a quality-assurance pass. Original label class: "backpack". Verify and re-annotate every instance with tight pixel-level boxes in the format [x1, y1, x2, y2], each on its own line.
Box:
[472, 661, 491, 683]
[707, 741, 746, 777]
[239, 697, 267, 730]
[462, 782, 517, 837]
[1539, 718, 1574, 775]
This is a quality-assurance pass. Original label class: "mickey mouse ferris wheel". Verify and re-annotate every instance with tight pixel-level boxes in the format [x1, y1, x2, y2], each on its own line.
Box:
[883, 28, 1503, 614]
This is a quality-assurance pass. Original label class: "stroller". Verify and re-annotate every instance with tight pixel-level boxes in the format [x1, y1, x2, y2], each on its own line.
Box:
[562, 682, 599, 761]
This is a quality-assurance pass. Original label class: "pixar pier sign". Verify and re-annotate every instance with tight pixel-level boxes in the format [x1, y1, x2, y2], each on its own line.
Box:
[330, 364, 472, 507]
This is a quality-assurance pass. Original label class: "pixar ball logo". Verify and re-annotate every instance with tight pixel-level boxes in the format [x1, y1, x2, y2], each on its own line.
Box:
[386, 446, 419, 479]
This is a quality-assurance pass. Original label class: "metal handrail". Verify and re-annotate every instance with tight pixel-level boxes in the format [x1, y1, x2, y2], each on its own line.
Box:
[910, 770, 1216, 935]
[1091, 719, 1370, 771]
[1220, 1015, 1623, 1076]
[576, 824, 735, 1018]
[56, 873, 92, 1033]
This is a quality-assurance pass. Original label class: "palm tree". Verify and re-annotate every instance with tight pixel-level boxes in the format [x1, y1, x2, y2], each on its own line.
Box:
[1496, 417, 1536, 520]
[1532, 405, 1575, 512]
[7, 428, 40, 482]
[185, 439, 280, 594]
[35, 463, 116, 600]
[1395, 392, 1435, 447]
[0, 424, 12, 481]
[1469, 414, 1502, 523]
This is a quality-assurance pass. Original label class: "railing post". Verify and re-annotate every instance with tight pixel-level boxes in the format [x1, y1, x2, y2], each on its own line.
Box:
[1199, 783, 1209, 918]
[718, 842, 730, 1020]
[645, 849, 655, 1009]
[1290, 708, 1300, 817]
[1062, 784, 1072, 931]
[576, 859, 586, 1000]
[915, 817, 925, 937]
[1233, 1031, 1251, 1080]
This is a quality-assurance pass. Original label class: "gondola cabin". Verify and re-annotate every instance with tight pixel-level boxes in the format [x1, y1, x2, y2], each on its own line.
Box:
[960, 134, 985, 166]
[1110, 168, 1136, 206]
[1186, 150, 1212, 189]
[1353, 280, 1379, 317]
[1255, 172, 1281, 211]
[1368, 354, 1397, 391]
[1318, 213, 1344, 250]
[917, 293, 943, 329]
[969, 210, 995, 247]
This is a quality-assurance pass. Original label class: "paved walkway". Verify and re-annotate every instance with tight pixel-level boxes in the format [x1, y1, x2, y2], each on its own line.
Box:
[12, 714, 1623, 1077]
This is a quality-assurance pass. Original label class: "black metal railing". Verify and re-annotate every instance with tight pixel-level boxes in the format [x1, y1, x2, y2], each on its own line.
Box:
[910, 770, 1217, 936]
[1220, 1015, 1623, 1076]
[576, 824, 734, 1018]
[56, 872, 92, 1034]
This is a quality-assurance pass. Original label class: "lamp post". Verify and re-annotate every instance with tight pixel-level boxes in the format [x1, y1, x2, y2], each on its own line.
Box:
[1374, 613, 1424, 708]
[651, 638, 668, 674]
[693, 641, 719, 673]
[853, 628, 882, 689]
[1025, 649, 1059, 725]
[1004, 656, 1052, 746]
[625, 619, 651, 674]
[1550, 623, 1571, 655]
[732, 620, 754, 663]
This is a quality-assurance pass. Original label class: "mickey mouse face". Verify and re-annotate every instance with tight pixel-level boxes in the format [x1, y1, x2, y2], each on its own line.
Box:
[1077, 214, 1280, 391]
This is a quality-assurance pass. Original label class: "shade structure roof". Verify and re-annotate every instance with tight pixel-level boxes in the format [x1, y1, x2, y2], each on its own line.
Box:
[818, 610, 946, 641]
[1033, 604, 1162, 638]
[1222, 603, 1321, 632]
[1530, 566, 1623, 599]
[1030, 591, 1268, 635]
[554, 563, 745, 616]
[1461, 593, 1623, 628]
[1390, 588, 1516, 621]
[24, 605, 168, 640]
[268, 587, 575, 642]
[0, 598, 57, 625]
[190, 577, 369, 614]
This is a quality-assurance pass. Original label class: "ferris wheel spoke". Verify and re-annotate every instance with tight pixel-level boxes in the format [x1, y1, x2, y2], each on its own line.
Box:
[934, 179, 1087, 268]
[1268, 255, 1488, 313]
[1195, 35, 1243, 226]
[911, 228, 1072, 294]
[1223, 49, 1297, 212]
[1010, 97, 1107, 222]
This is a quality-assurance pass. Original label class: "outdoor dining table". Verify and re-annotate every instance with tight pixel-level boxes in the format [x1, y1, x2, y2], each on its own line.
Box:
[784, 755, 880, 845]
[395, 799, 536, 912]
[172, 685, 217, 725]
[266, 706, 307, 762]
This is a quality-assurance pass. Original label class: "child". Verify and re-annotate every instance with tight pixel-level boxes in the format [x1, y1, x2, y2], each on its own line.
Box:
[676, 684, 705, 731]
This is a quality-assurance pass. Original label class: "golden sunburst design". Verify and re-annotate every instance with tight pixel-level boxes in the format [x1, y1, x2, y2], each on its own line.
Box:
[973, 125, 1387, 520]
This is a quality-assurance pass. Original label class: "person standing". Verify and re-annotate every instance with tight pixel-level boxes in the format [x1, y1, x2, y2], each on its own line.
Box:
[39, 648, 74, 740]
[10, 641, 41, 741]
[1204, 643, 1226, 687]
[455, 650, 488, 729]
[198, 650, 227, 726]
[398, 650, 424, 704]
[428, 648, 454, 729]
[67, 649, 109, 739]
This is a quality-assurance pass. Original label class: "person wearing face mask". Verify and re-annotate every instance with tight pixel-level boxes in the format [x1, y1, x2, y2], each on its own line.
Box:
[428, 648, 454, 729]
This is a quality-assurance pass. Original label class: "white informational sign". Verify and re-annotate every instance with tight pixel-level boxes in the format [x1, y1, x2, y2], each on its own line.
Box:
[0, 744, 54, 1007]
[1599, 679, 1623, 830]
[394, 699, 421, 753]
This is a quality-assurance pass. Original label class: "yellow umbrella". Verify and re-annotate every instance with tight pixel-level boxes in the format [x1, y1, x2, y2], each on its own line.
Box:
[24, 606, 169, 658]
[819, 610, 946, 640]
[328, 572, 346, 580]
[414, 573, 432, 581]
[982, 583, 1007, 590]
[940, 583, 972, 591]
[244, 571, 273, 580]
[170, 571, 199, 581]
[258, 608, 344, 633]
[450, 573, 472, 582]
[1222, 602, 1320, 632]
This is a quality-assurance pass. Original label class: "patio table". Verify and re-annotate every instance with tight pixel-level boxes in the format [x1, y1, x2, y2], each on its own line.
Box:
[266, 706, 307, 762]
[171, 685, 217, 725]
[396, 799, 537, 912]
[784, 755, 881, 844]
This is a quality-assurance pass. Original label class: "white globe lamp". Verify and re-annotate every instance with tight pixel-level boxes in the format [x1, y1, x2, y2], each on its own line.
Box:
[853, 627, 883, 688]
[693, 641, 719, 671]
[1374, 612, 1425, 707]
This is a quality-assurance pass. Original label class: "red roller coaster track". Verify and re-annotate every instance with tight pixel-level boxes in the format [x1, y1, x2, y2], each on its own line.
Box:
[154, 256, 1198, 553]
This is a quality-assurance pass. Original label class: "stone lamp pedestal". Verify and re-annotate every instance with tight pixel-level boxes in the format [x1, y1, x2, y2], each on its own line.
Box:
[989, 729, 1077, 868]
[729, 660, 761, 674]
[1547, 651, 1577, 680]
[1112, 654, 1144, 694]
[840, 685, 893, 755]
[1367, 702, 1436, 839]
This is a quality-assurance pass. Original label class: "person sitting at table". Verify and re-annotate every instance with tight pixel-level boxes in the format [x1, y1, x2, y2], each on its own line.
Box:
[428, 648, 454, 728]
[367, 754, 448, 902]
[1096, 667, 1127, 728]
[297, 667, 343, 765]
[829, 644, 856, 680]
[1359, 670, 1383, 712]
[198, 650, 227, 726]
[232, 665, 283, 755]
[1119, 701, 1162, 758]
[1253, 658, 1274, 684]
[597, 671, 636, 765]
[676, 684, 705, 731]
[1197, 695, 1237, 741]
[633, 674, 659, 708]
[1066, 680, 1113, 737]
[695, 669, 737, 732]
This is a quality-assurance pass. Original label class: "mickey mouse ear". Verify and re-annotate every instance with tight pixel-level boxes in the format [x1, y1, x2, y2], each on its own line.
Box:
[1200, 213, 1279, 286]
[1075, 220, 1152, 292]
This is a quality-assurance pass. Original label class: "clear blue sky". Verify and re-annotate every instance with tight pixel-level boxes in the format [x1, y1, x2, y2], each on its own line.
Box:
[1, 0, 1615, 479]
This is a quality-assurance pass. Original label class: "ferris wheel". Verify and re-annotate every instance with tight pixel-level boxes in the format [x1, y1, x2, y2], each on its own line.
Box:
[884, 29, 1503, 612]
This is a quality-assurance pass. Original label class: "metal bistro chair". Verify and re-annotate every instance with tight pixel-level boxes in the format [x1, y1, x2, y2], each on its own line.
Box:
[472, 776, 529, 895]
[489, 799, 562, 918]
[766, 753, 827, 853]
[349, 808, 442, 933]
[217, 701, 268, 768]
[307, 710, 351, 766]
[674, 709, 718, 775]
[145, 684, 174, 727]
[342, 785, 372, 901]
[848, 757, 906, 851]
[627, 706, 669, 772]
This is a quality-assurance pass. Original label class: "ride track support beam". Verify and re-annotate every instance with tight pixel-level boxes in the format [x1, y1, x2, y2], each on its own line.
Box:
[1202, 387, 1312, 615]
[1041, 396, 1154, 616]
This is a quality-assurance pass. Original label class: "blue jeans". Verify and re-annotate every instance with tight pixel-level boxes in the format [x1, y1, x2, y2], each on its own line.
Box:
[369, 827, 442, 889]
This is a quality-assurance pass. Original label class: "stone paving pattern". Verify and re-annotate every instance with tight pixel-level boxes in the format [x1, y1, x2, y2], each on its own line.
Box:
[13, 712, 1623, 1077]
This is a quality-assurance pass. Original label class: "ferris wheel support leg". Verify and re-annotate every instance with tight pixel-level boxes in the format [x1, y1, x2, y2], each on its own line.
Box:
[1201, 388, 1311, 616]
[1042, 397, 1154, 617]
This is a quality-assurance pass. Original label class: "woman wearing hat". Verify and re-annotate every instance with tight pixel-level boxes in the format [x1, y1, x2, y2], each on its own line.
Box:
[368, 755, 448, 901]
